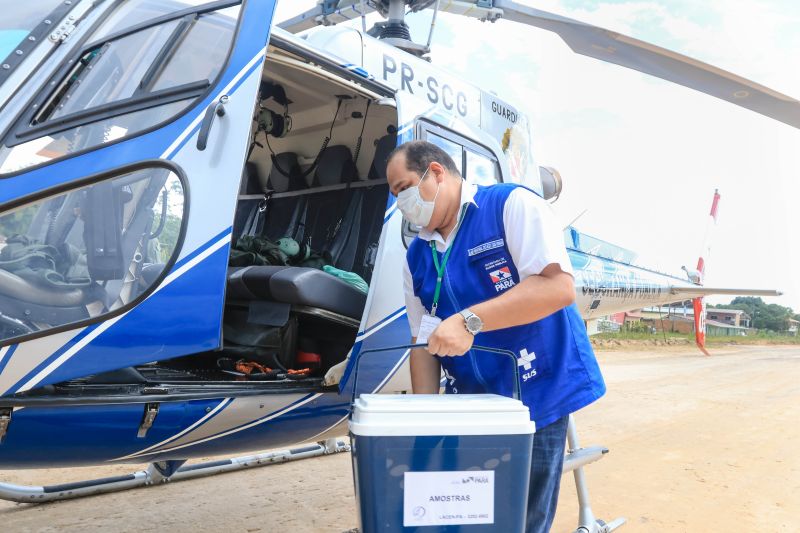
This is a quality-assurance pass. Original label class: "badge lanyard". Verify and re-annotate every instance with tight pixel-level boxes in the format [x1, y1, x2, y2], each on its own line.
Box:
[429, 204, 467, 318]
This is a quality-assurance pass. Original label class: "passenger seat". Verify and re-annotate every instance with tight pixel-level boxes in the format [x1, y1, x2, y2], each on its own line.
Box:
[226, 265, 366, 321]
[267, 152, 307, 192]
[227, 145, 370, 324]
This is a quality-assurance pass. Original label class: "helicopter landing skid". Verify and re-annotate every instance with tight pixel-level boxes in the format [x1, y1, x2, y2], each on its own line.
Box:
[2, 419, 626, 532]
[566, 415, 627, 533]
[0, 438, 350, 503]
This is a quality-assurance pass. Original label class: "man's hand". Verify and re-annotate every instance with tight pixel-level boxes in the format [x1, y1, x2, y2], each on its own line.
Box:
[427, 314, 474, 356]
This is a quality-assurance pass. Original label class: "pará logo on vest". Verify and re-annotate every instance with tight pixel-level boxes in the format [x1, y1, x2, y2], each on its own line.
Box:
[490, 266, 515, 292]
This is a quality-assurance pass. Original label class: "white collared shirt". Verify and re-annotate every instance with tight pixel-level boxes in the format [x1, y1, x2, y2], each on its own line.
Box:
[417, 181, 479, 252]
[402, 183, 573, 336]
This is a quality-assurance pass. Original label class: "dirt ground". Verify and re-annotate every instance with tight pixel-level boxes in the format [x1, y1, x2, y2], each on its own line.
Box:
[0, 344, 798, 532]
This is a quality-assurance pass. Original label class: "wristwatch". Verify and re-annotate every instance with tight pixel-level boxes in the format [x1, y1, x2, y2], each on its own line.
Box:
[459, 308, 483, 335]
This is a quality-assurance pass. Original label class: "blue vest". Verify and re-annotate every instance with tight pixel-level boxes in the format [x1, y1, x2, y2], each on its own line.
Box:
[407, 184, 606, 429]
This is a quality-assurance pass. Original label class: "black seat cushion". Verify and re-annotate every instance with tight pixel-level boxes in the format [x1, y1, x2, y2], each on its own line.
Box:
[314, 145, 357, 187]
[269, 267, 366, 319]
[226, 266, 290, 300]
[268, 152, 305, 192]
[226, 266, 366, 320]
[369, 133, 397, 182]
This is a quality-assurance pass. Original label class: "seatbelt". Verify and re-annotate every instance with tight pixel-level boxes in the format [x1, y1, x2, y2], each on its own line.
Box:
[241, 205, 258, 236]
[323, 137, 362, 268]
[294, 199, 308, 243]
[242, 192, 273, 237]
[284, 196, 308, 242]
[325, 189, 363, 270]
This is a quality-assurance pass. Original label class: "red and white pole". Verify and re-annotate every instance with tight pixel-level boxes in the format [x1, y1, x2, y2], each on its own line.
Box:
[693, 189, 720, 356]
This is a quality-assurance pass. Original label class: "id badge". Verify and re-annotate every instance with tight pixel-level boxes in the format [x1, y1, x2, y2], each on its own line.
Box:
[417, 314, 442, 345]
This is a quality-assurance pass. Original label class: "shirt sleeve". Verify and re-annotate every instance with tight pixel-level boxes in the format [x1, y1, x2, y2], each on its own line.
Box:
[403, 259, 426, 337]
[503, 187, 574, 278]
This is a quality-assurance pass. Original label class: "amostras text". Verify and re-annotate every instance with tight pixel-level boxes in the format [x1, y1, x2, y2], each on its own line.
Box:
[429, 494, 471, 502]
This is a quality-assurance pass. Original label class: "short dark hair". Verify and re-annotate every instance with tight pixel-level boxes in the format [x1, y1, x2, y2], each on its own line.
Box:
[388, 140, 461, 178]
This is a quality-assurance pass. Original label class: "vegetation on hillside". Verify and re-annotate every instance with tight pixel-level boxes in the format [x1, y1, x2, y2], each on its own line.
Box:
[709, 297, 798, 332]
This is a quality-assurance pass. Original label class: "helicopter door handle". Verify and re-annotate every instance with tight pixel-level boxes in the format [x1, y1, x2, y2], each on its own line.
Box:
[196, 95, 228, 151]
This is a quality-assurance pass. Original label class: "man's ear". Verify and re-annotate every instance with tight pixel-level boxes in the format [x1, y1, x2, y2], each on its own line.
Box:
[429, 161, 447, 183]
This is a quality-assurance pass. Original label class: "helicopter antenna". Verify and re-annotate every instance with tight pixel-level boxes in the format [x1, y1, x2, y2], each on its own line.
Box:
[424, 0, 441, 52]
[360, 0, 367, 32]
[565, 208, 588, 230]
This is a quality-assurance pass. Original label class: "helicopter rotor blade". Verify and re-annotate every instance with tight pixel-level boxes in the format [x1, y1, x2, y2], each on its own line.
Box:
[437, 0, 800, 130]
[277, 1, 800, 129]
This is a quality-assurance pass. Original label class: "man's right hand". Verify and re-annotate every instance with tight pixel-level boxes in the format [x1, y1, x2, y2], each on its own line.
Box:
[426, 313, 474, 356]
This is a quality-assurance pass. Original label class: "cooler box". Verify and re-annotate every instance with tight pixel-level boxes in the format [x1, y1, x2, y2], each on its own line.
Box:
[350, 394, 536, 532]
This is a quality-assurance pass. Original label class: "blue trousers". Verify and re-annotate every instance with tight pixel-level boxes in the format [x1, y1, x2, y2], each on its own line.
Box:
[526, 415, 569, 533]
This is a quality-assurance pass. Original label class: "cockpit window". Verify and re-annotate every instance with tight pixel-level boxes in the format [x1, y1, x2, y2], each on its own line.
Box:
[148, 10, 240, 92]
[92, 0, 241, 41]
[0, 100, 192, 172]
[0, 2, 241, 175]
[0, 166, 186, 345]
[0, 1, 65, 59]
[40, 20, 183, 122]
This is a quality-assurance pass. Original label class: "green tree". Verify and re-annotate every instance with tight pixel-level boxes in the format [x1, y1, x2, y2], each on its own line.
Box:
[0, 205, 37, 239]
[714, 297, 796, 332]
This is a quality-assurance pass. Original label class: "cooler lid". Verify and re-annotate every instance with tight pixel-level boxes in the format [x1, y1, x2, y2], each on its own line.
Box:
[349, 394, 536, 437]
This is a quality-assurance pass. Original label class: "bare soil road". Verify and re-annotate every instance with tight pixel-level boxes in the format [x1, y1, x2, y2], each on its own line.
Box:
[1, 345, 798, 532]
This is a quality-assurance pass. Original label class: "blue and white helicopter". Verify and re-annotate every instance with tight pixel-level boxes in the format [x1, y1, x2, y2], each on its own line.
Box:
[0, 1, 790, 531]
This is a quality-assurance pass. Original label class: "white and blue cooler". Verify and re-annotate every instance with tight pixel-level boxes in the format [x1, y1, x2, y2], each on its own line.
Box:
[349, 393, 536, 532]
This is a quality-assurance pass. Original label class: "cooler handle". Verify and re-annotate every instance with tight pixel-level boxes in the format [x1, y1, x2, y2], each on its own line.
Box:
[349, 343, 522, 414]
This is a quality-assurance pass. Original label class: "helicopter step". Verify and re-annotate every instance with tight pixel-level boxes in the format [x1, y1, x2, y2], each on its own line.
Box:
[0, 438, 350, 504]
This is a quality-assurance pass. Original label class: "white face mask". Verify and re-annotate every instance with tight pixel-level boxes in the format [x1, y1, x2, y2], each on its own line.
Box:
[397, 166, 439, 228]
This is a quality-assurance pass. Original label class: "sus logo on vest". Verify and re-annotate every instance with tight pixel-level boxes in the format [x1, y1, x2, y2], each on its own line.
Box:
[489, 266, 515, 292]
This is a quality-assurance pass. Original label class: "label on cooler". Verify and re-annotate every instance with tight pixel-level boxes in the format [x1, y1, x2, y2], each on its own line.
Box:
[403, 470, 494, 526]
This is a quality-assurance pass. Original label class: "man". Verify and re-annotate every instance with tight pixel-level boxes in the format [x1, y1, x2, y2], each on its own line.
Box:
[386, 140, 606, 533]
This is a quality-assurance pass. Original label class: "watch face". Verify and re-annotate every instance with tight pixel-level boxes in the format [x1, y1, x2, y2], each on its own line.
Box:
[466, 315, 482, 333]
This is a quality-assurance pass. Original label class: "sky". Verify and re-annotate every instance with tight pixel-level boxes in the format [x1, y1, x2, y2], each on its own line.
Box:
[274, 1, 800, 312]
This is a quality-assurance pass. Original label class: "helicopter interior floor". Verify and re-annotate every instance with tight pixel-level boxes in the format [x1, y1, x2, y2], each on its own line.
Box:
[33, 57, 399, 398]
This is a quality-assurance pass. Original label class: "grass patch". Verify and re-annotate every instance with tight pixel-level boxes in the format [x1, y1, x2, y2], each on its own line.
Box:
[705, 334, 800, 345]
[594, 332, 686, 341]
[593, 331, 800, 345]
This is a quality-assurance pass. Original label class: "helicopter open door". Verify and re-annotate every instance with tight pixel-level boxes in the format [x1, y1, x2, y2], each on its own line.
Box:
[0, 1, 278, 397]
[334, 90, 431, 397]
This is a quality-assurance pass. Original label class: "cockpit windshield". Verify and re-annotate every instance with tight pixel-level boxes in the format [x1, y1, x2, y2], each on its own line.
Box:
[0, 0, 241, 175]
[0, 1, 65, 60]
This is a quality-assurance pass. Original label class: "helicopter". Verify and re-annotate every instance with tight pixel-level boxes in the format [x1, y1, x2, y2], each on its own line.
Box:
[0, 1, 791, 531]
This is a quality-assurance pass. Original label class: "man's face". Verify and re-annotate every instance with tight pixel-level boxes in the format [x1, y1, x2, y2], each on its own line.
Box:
[387, 152, 452, 231]
[386, 151, 438, 202]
